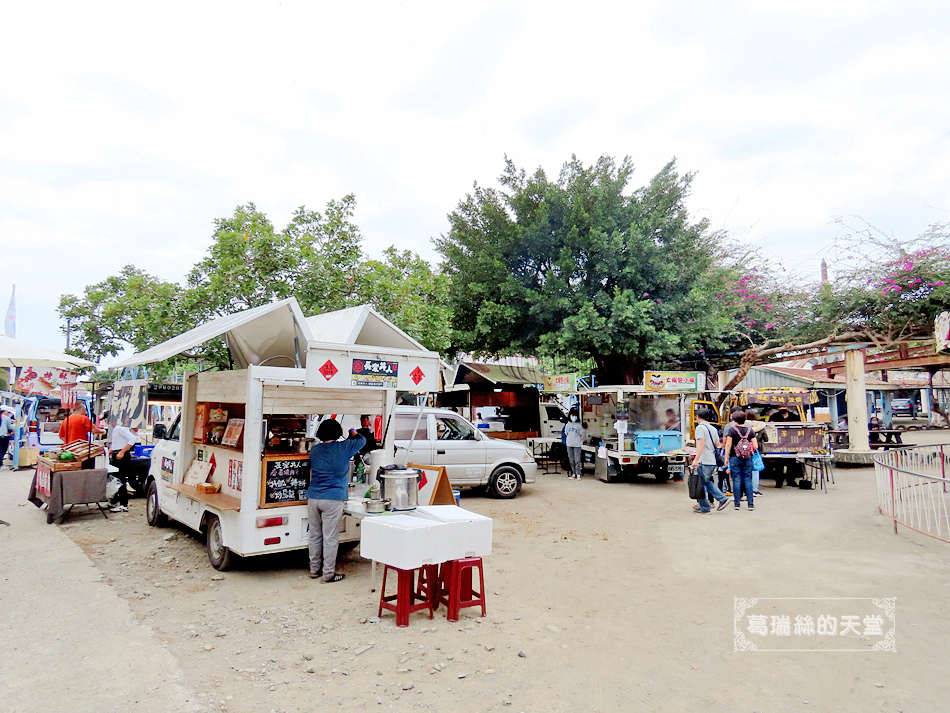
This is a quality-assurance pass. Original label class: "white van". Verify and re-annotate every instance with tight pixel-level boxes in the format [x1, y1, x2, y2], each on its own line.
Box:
[368, 406, 537, 499]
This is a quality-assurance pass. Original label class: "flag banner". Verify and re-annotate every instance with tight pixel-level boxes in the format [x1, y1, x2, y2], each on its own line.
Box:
[3, 285, 14, 338]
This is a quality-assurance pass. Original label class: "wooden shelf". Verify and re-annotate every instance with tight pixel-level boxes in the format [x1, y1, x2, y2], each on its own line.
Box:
[192, 441, 243, 454]
[166, 483, 241, 511]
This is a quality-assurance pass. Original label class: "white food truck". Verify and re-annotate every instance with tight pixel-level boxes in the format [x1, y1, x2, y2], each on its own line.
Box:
[112, 299, 442, 570]
[579, 372, 707, 483]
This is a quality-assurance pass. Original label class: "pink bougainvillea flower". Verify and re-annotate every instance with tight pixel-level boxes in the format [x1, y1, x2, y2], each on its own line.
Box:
[642, 292, 649, 298]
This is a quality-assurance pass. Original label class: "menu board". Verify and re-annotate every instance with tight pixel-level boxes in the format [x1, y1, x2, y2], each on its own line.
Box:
[762, 425, 828, 454]
[260, 456, 310, 508]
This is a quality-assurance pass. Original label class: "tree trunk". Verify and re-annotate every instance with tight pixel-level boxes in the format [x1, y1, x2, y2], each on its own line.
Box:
[593, 354, 646, 385]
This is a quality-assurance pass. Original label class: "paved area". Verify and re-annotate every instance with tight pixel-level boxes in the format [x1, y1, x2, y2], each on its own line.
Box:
[0, 467, 204, 713]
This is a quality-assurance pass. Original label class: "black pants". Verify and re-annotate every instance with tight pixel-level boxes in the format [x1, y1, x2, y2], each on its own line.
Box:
[110, 450, 130, 507]
[0, 436, 11, 467]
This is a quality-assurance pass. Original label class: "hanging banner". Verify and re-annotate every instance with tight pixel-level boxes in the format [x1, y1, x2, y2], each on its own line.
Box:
[15, 367, 77, 396]
[644, 371, 705, 392]
[543, 373, 577, 392]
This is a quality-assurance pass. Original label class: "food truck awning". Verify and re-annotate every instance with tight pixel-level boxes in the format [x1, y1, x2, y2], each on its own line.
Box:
[451, 361, 547, 387]
[305, 305, 428, 352]
[0, 334, 98, 370]
[112, 298, 314, 369]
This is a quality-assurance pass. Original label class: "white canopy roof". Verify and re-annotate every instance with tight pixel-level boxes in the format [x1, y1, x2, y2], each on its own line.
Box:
[305, 305, 428, 351]
[112, 298, 313, 369]
[0, 334, 97, 370]
[112, 300, 436, 372]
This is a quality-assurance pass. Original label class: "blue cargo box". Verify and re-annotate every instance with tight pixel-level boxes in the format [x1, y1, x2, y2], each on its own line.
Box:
[634, 430, 682, 454]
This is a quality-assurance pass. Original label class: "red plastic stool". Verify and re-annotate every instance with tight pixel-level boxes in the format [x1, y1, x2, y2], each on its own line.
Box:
[378, 564, 437, 627]
[415, 563, 441, 611]
[436, 557, 487, 622]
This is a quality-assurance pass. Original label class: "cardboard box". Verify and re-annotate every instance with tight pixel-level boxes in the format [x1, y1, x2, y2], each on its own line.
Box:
[360, 515, 448, 569]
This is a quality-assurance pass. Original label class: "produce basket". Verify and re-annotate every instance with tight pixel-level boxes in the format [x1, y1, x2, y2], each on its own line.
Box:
[37, 455, 85, 472]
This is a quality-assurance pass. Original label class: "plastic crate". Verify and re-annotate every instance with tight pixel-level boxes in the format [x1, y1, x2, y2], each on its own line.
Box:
[133, 444, 154, 459]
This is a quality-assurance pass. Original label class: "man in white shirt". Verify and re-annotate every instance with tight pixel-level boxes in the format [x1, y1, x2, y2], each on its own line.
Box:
[109, 422, 140, 512]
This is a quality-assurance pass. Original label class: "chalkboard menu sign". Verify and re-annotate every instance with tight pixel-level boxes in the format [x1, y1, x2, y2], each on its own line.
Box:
[260, 456, 310, 508]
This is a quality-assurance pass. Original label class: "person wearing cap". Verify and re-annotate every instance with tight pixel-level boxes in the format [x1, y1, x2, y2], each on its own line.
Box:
[0, 408, 14, 469]
[108, 421, 140, 512]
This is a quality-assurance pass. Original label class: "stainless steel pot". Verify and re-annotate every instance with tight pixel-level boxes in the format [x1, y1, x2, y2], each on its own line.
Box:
[364, 499, 388, 514]
[379, 466, 422, 511]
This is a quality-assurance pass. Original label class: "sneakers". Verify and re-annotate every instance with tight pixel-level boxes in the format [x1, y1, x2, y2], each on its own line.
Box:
[754, 491, 763, 496]
[109, 505, 128, 513]
[748, 505, 755, 511]
[717, 499, 729, 511]
[734, 504, 740, 510]
[309, 571, 323, 579]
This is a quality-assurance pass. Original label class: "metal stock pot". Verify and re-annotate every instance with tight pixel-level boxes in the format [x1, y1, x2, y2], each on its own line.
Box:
[378, 466, 422, 511]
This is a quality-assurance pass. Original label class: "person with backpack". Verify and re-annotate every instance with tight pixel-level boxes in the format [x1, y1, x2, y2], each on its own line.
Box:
[723, 411, 758, 510]
[690, 408, 730, 513]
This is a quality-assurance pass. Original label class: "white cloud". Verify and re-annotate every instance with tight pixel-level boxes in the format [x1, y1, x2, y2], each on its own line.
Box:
[1, 0, 948, 349]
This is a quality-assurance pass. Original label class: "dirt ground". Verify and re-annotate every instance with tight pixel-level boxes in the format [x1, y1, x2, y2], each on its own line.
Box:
[49, 433, 950, 713]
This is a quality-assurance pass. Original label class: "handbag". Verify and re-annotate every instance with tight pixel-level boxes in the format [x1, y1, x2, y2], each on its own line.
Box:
[700, 423, 725, 467]
[687, 469, 705, 500]
[751, 451, 765, 472]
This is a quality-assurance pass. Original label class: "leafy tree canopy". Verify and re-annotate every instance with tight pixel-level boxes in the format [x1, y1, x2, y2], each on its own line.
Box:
[60, 196, 450, 373]
[437, 155, 764, 384]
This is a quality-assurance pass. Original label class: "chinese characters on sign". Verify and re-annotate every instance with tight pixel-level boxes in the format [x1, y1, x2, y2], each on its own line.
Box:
[227, 459, 243, 492]
[542, 373, 577, 392]
[734, 598, 896, 652]
[644, 371, 703, 392]
[351, 359, 399, 387]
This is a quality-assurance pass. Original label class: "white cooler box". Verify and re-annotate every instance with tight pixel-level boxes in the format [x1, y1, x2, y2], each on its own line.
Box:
[359, 515, 448, 570]
[413, 505, 492, 560]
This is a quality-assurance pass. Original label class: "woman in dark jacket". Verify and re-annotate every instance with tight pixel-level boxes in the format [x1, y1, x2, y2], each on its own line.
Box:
[307, 419, 364, 583]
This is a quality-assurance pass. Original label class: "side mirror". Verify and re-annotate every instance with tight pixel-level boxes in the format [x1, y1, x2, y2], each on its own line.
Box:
[153, 423, 167, 440]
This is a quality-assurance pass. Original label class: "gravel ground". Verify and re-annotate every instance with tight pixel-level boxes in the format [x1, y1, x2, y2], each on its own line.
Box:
[4, 432, 950, 713]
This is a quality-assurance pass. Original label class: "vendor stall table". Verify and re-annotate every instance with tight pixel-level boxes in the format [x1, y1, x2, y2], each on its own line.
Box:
[829, 429, 908, 450]
[28, 464, 109, 524]
[526, 437, 561, 473]
[765, 453, 835, 493]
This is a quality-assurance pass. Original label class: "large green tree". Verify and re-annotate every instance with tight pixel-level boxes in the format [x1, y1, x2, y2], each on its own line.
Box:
[60, 196, 454, 369]
[57, 265, 189, 363]
[437, 155, 751, 384]
[355, 247, 452, 353]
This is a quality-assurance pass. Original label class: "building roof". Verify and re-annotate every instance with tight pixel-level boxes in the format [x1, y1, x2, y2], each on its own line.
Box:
[731, 365, 902, 390]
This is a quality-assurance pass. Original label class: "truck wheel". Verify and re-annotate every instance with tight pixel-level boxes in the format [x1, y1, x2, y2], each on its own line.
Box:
[488, 466, 522, 499]
[206, 515, 233, 571]
[145, 480, 167, 527]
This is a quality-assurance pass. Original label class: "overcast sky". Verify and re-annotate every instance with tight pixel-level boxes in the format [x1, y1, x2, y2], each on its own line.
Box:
[2, 0, 948, 359]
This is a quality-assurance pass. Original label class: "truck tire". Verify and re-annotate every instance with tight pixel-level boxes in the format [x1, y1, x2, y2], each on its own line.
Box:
[145, 480, 167, 527]
[206, 515, 233, 571]
[488, 465, 522, 499]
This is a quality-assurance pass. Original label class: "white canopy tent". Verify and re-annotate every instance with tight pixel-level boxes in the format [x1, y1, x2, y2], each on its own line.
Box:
[112, 298, 313, 370]
[0, 334, 97, 370]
